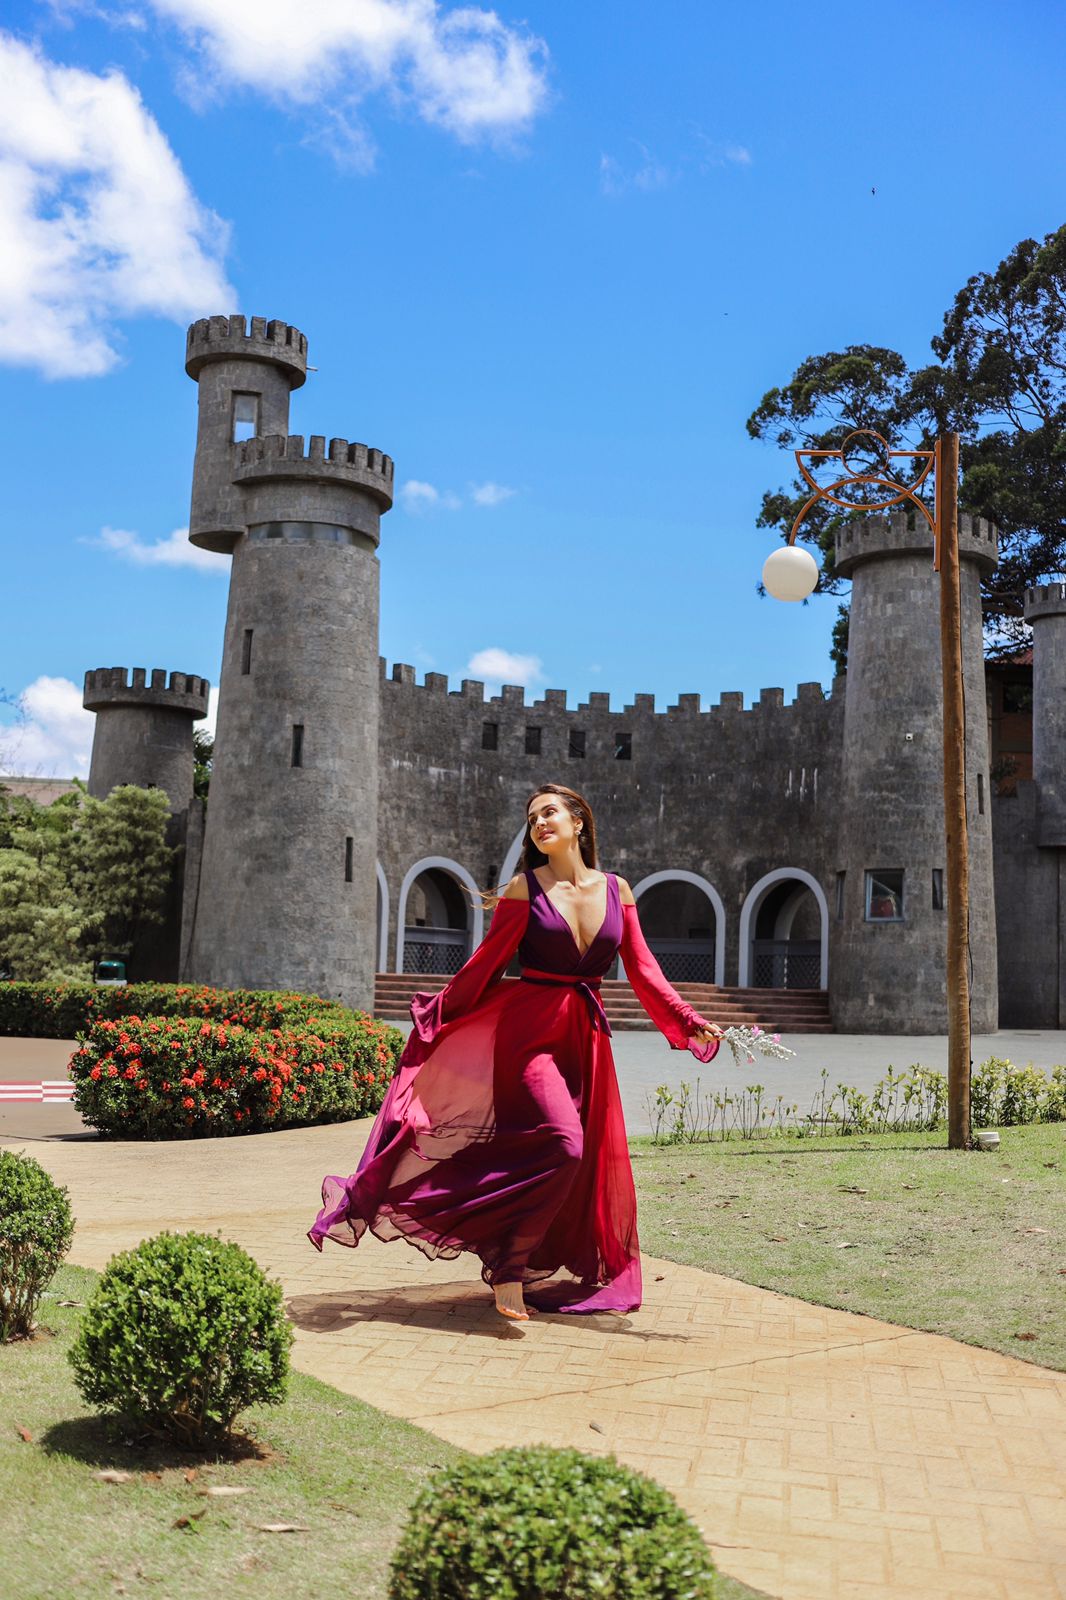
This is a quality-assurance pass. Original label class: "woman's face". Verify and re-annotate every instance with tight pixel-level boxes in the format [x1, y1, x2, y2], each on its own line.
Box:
[527, 792, 581, 855]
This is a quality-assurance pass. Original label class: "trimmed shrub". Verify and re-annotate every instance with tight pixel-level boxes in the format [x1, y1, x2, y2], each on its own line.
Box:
[0, 1151, 74, 1341]
[388, 1445, 718, 1600]
[69, 1012, 400, 1138]
[972, 1057, 1066, 1128]
[69, 1231, 292, 1447]
[0, 980, 352, 1040]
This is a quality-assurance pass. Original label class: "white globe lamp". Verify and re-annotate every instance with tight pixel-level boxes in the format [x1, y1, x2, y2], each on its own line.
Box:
[763, 544, 819, 602]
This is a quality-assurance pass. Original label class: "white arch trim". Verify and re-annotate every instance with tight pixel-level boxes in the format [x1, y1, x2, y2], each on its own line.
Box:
[631, 870, 727, 988]
[375, 860, 389, 972]
[738, 868, 829, 988]
[394, 855, 486, 974]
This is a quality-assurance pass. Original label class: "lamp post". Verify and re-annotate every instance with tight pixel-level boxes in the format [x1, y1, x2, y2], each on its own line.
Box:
[763, 430, 972, 1149]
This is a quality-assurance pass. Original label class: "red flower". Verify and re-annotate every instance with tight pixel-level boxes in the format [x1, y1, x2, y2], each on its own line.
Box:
[107, 1064, 119, 1078]
[89, 1065, 101, 1081]
[182, 1095, 195, 1109]
[124, 1065, 137, 1080]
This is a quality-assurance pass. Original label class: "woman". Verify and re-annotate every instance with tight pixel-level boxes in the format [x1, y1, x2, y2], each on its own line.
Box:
[308, 784, 723, 1320]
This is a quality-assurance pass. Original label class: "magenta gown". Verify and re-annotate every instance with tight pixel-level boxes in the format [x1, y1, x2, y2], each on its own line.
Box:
[307, 870, 720, 1313]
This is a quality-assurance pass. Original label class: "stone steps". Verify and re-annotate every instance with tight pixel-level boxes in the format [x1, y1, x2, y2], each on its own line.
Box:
[373, 975, 833, 1032]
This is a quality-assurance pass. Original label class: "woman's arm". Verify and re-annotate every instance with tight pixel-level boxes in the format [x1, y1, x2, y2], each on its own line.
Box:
[617, 878, 722, 1063]
[409, 877, 529, 1045]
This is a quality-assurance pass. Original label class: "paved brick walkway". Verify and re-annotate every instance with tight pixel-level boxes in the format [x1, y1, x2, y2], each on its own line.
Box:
[4, 1120, 1065, 1600]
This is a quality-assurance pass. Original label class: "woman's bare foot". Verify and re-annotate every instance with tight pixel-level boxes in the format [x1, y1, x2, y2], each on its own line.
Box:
[494, 1282, 533, 1320]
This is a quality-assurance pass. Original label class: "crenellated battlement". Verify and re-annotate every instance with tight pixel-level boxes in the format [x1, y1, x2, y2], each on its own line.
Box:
[1023, 581, 1066, 621]
[833, 508, 999, 579]
[185, 314, 307, 387]
[83, 667, 210, 717]
[379, 658, 838, 721]
[232, 433, 394, 508]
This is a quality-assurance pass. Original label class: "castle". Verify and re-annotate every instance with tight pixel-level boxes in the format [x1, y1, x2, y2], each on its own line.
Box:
[79, 315, 1066, 1033]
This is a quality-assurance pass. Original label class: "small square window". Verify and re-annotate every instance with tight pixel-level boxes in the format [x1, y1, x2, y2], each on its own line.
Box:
[482, 721, 498, 751]
[932, 868, 944, 910]
[615, 731, 632, 760]
[569, 729, 586, 759]
[232, 392, 260, 443]
[865, 869, 904, 921]
[525, 725, 541, 756]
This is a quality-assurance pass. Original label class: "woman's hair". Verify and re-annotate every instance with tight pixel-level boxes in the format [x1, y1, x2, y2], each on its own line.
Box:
[472, 783, 599, 910]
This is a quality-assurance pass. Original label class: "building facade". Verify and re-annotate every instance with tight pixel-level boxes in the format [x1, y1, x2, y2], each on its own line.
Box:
[78, 315, 1066, 1031]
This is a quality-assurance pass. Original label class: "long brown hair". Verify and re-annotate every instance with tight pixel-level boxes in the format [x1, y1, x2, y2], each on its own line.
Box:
[474, 782, 599, 910]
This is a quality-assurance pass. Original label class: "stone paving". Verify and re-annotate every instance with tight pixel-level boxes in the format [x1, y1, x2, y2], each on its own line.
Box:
[3, 1116, 1065, 1600]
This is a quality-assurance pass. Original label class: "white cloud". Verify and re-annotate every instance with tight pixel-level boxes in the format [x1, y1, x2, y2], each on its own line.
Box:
[467, 647, 542, 689]
[142, 0, 550, 162]
[692, 128, 753, 171]
[84, 525, 230, 573]
[0, 676, 94, 778]
[201, 682, 219, 740]
[470, 480, 516, 507]
[599, 141, 674, 198]
[0, 33, 233, 380]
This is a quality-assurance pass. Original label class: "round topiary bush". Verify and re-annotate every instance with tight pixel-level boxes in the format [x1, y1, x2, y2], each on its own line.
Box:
[0, 1150, 74, 1341]
[69, 1231, 293, 1446]
[388, 1445, 718, 1600]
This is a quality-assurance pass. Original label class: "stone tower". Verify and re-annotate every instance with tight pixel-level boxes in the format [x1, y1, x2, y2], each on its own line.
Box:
[1023, 582, 1066, 846]
[183, 315, 394, 1009]
[83, 667, 209, 810]
[829, 510, 999, 1032]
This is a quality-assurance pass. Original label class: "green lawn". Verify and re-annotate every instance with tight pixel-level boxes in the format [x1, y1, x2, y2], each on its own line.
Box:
[632, 1123, 1066, 1370]
[2, 1264, 768, 1600]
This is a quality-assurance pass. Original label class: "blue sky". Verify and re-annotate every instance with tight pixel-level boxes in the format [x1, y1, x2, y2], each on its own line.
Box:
[2, 0, 1064, 775]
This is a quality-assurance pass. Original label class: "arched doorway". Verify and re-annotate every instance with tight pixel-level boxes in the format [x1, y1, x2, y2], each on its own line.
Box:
[631, 871, 724, 985]
[396, 857, 483, 975]
[375, 861, 389, 972]
[739, 869, 828, 989]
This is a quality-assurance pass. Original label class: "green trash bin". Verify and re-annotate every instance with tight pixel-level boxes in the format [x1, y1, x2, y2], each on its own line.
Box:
[95, 959, 127, 987]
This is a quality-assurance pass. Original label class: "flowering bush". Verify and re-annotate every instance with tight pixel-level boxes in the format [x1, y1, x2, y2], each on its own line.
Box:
[69, 1231, 292, 1446]
[0, 980, 351, 1039]
[69, 1011, 402, 1139]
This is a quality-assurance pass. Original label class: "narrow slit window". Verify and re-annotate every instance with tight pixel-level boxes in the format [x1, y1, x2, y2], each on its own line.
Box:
[232, 392, 260, 443]
[291, 724, 304, 768]
[525, 725, 541, 756]
[241, 628, 253, 675]
[615, 731, 632, 760]
[344, 837, 353, 883]
[932, 868, 944, 910]
[835, 870, 846, 920]
[569, 729, 586, 759]
[977, 772, 985, 814]
[482, 721, 498, 751]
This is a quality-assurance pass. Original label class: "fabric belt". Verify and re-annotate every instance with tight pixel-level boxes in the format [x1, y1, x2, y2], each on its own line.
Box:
[518, 967, 613, 1036]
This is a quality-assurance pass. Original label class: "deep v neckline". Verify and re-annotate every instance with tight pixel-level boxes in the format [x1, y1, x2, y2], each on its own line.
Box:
[531, 869, 612, 962]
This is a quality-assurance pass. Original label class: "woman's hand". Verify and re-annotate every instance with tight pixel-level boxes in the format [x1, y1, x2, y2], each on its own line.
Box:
[691, 1021, 724, 1044]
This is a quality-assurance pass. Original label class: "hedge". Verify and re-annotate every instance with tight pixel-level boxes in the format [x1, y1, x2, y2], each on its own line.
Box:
[69, 1011, 402, 1138]
[0, 981, 351, 1040]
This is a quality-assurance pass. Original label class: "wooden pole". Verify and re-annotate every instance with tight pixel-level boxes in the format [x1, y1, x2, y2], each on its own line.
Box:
[936, 433, 972, 1149]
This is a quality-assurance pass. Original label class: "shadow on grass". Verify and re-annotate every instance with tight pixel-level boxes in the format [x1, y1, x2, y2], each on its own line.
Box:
[640, 1140, 958, 1158]
[286, 1283, 686, 1343]
[39, 1412, 273, 1471]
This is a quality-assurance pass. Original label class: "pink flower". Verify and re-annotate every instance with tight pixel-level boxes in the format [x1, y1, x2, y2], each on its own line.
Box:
[752, 1025, 762, 1036]
[772, 1033, 781, 1043]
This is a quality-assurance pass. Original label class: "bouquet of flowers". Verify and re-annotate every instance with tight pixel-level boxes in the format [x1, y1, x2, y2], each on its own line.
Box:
[717, 1024, 796, 1066]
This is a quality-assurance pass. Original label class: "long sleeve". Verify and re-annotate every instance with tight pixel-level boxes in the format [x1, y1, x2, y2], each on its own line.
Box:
[619, 902, 720, 1064]
[408, 897, 529, 1047]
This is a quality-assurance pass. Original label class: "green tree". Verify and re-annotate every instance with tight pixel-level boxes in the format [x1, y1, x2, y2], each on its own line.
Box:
[70, 786, 174, 963]
[748, 225, 1066, 662]
[0, 792, 90, 981]
[193, 727, 213, 801]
